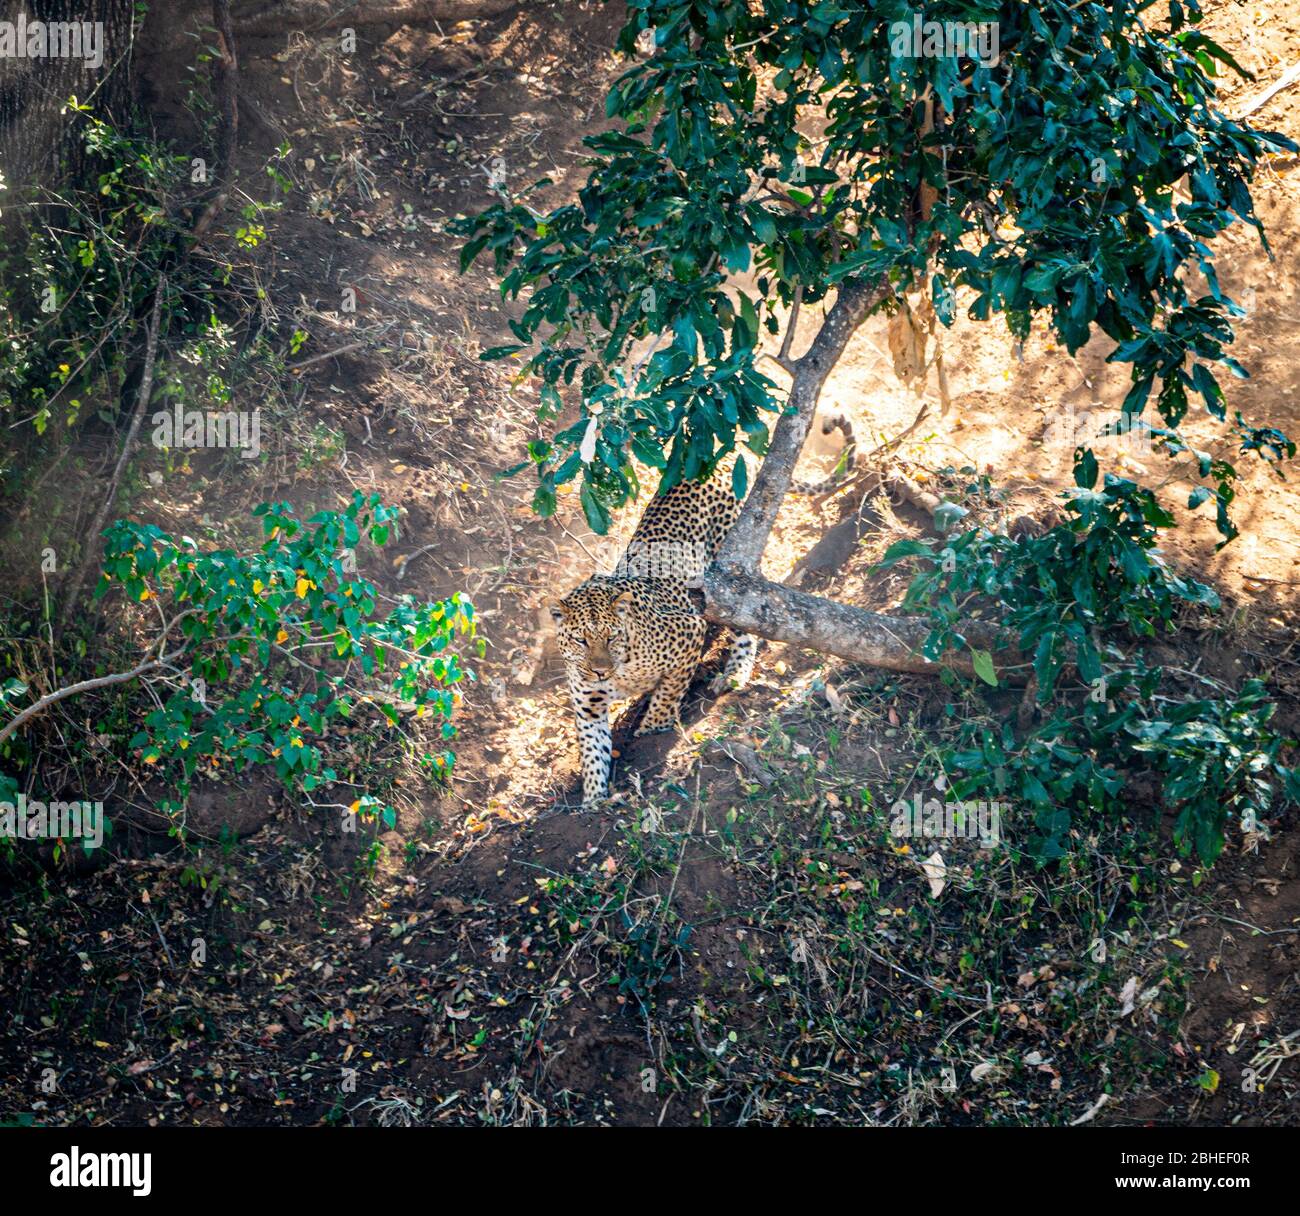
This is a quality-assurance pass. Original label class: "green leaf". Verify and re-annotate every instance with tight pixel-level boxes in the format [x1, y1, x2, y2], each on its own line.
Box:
[731, 455, 747, 500]
[970, 649, 998, 688]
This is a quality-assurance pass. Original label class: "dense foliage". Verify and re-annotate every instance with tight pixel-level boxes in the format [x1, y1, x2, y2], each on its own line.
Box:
[459, 0, 1295, 538]
[877, 468, 1298, 862]
[0, 494, 477, 849]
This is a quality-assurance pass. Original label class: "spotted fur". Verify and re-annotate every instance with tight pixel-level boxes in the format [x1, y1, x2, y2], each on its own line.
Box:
[552, 473, 758, 806]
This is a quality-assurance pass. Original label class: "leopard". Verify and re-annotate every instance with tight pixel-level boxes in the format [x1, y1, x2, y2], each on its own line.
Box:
[550, 473, 758, 807]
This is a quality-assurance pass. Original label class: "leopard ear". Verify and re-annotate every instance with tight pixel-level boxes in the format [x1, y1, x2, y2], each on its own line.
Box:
[612, 589, 635, 617]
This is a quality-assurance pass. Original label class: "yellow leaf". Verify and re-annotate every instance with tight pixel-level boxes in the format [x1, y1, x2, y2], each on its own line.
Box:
[253, 578, 265, 594]
[295, 577, 310, 598]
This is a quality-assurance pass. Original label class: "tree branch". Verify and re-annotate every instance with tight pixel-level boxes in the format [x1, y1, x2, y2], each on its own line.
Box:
[0, 658, 165, 748]
[212, 0, 240, 184]
[772, 283, 802, 375]
[0, 613, 195, 748]
[695, 570, 1025, 681]
[704, 275, 1025, 680]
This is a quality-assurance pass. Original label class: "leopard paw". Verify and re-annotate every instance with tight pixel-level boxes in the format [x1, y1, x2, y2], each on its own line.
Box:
[634, 722, 675, 737]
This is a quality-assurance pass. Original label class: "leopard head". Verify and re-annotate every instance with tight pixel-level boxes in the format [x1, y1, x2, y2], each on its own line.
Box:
[550, 580, 635, 680]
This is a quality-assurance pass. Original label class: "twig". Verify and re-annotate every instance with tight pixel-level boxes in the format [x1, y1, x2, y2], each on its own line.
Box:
[287, 341, 366, 371]
[145, 905, 177, 969]
[0, 652, 171, 747]
[1069, 1093, 1111, 1126]
[1214, 915, 1299, 936]
[773, 285, 802, 374]
[864, 945, 986, 1005]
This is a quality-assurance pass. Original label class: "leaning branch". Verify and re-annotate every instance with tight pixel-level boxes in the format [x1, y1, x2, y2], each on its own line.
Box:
[1, 611, 199, 746]
[718, 276, 892, 571]
[0, 657, 166, 748]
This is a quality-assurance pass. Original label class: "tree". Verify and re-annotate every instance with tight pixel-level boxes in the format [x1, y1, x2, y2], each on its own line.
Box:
[458, 0, 1294, 678]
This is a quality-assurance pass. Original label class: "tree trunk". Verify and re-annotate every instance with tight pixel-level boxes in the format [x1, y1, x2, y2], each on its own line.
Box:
[716, 277, 891, 573]
[701, 276, 1026, 681]
[212, 0, 239, 183]
[57, 279, 169, 638]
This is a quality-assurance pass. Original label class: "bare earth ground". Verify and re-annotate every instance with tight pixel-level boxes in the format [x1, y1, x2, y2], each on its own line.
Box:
[1, 0, 1298, 1126]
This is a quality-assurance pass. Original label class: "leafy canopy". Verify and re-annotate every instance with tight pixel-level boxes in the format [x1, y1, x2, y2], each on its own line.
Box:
[458, 0, 1294, 537]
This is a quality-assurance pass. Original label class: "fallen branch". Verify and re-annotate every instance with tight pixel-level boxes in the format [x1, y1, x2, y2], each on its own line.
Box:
[704, 739, 776, 788]
[288, 340, 366, 371]
[1, 655, 163, 748]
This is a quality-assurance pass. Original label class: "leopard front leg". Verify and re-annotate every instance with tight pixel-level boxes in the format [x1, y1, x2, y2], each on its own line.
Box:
[635, 615, 706, 735]
[709, 631, 758, 694]
[567, 668, 614, 806]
